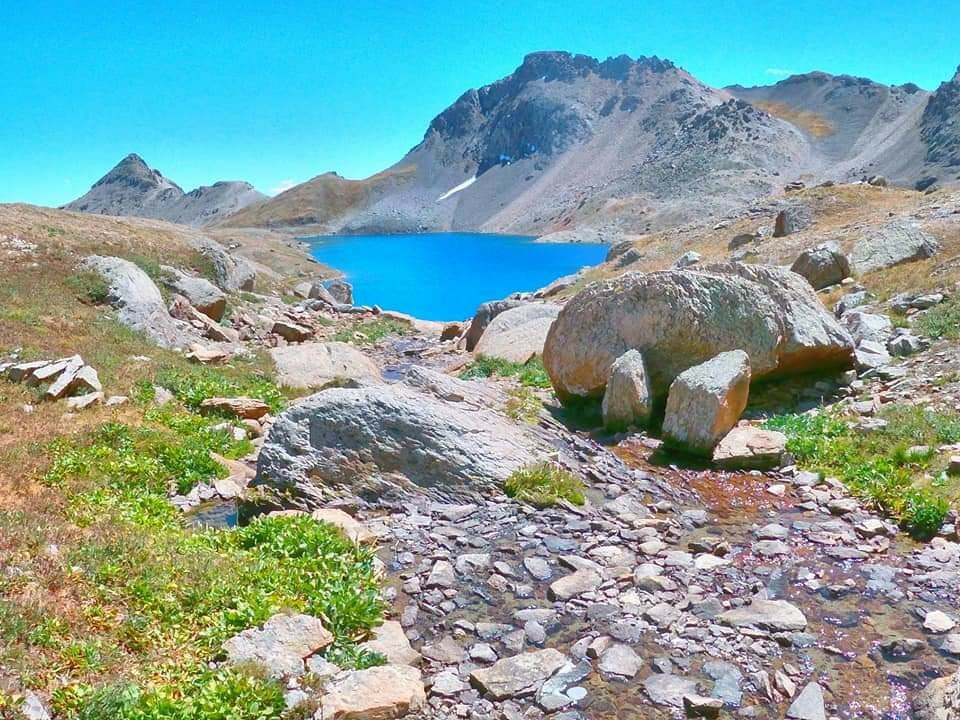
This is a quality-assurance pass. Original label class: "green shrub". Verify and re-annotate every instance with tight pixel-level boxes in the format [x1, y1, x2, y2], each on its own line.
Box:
[460, 355, 552, 389]
[333, 318, 409, 345]
[62, 669, 286, 720]
[66, 272, 109, 304]
[153, 366, 285, 413]
[505, 386, 543, 423]
[504, 462, 585, 507]
[765, 405, 959, 539]
[919, 296, 960, 339]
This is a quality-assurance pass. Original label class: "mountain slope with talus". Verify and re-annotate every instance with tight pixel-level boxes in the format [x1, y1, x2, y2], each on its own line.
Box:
[63, 154, 267, 227]
[223, 52, 811, 235]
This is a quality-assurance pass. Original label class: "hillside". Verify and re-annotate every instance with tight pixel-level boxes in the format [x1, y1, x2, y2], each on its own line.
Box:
[64, 154, 267, 227]
[223, 53, 960, 237]
[225, 52, 810, 235]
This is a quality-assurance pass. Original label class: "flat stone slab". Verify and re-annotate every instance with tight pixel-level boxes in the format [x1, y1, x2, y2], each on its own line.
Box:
[470, 648, 567, 700]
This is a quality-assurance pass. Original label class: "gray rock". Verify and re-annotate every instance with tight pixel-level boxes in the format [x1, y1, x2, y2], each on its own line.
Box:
[474, 303, 561, 364]
[196, 239, 256, 291]
[849, 220, 940, 275]
[773, 205, 812, 237]
[673, 251, 702, 268]
[835, 290, 872, 317]
[163, 267, 226, 320]
[319, 665, 426, 719]
[548, 569, 602, 600]
[598, 644, 642, 678]
[712, 425, 786, 470]
[426, 560, 456, 589]
[642, 674, 700, 708]
[601, 349, 653, 429]
[269, 342, 382, 390]
[222, 613, 333, 679]
[465, 299, 527, 351]
[544, 263, 853, 402]
[718, 599, 807, 632]
[914, 669, 960, 720]
[662, 350, 751, 455]
[255, 367, 555, 501]
[469, 648, 568, 700]
[326, 279, 353, 305]
[80, 255, 198, 349]
[842, 311, 893, 345]
[786, 682, 827, 720]
[791, 241, 850, 290]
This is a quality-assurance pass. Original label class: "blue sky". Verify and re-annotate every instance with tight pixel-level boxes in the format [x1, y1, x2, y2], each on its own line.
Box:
[2, 0, 956, 207]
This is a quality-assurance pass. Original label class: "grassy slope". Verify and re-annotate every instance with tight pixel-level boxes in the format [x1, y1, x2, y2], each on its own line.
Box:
[0, 206, 383, 718]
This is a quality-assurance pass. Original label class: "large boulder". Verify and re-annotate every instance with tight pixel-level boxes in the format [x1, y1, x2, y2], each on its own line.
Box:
[162, 266, 226, 320]
[255, 367, 554, 503]
[849, 221, 940, 275]
[269, 342, 382, 390]
[662, 351, 751, 455]
[601, 349, 653, 429]
[465, 299, 527, 351]
[474, 303, 561, 364]
[327, 279, 354, 305]
[914, 668, 960, 720]
[195, 239, 256, 292]
[543, 263, 853, 402]
[790, 241, 850, 290]
[222, 613, 333, 679]
[79, 256, 198, 349]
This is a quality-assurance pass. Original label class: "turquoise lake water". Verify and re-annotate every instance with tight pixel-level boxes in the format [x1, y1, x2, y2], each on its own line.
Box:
[305, 233, 607, 321]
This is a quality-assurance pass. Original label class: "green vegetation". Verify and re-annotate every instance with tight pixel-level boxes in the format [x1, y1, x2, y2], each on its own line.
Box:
[504, 462, 586, 508]
[333, 318, 410, 345]
[460, 355, 552, 389]
[65, 271, 110, 304]
[505, 386, 544, 423]
[1, 407, 385, 719]
[151, 365, 287, 413]
[765, 404, 960, 539]
[918, 296, 960, 339]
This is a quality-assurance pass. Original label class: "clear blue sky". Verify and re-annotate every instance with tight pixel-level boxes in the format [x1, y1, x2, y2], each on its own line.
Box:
[2, 0, 956, 207]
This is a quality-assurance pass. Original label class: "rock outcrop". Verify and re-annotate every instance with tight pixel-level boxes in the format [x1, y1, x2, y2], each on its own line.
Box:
[543, 263, 853, 402]
[849, 221, 940, 275]
[255, 367, 554, 503]
[662, 351, 751, 455]
[474, 303, 561, 364]
[161, 266, 226, 320]
[80, 255, 198, 349]
[269, 342, 382, 390]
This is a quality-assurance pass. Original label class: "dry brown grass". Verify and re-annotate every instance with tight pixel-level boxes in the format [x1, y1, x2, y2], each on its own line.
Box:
[754, 101, 835, 138]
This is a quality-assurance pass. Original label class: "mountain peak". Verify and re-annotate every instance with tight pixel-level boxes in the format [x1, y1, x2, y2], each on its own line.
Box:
[93, 153, 182, 193]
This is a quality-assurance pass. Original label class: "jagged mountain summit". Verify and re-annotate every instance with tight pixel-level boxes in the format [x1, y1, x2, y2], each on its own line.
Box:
[224, 51, 808, 235]
[224, 52, 960, 237]
[64, 154, 266, 227]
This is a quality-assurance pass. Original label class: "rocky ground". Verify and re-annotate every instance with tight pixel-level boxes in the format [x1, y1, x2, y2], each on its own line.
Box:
[4, 181, 960, 720]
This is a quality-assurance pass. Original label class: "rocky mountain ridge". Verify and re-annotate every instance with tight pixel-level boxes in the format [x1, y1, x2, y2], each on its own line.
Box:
[64, 153, 267, 227]
[220, 52, 960, 237]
